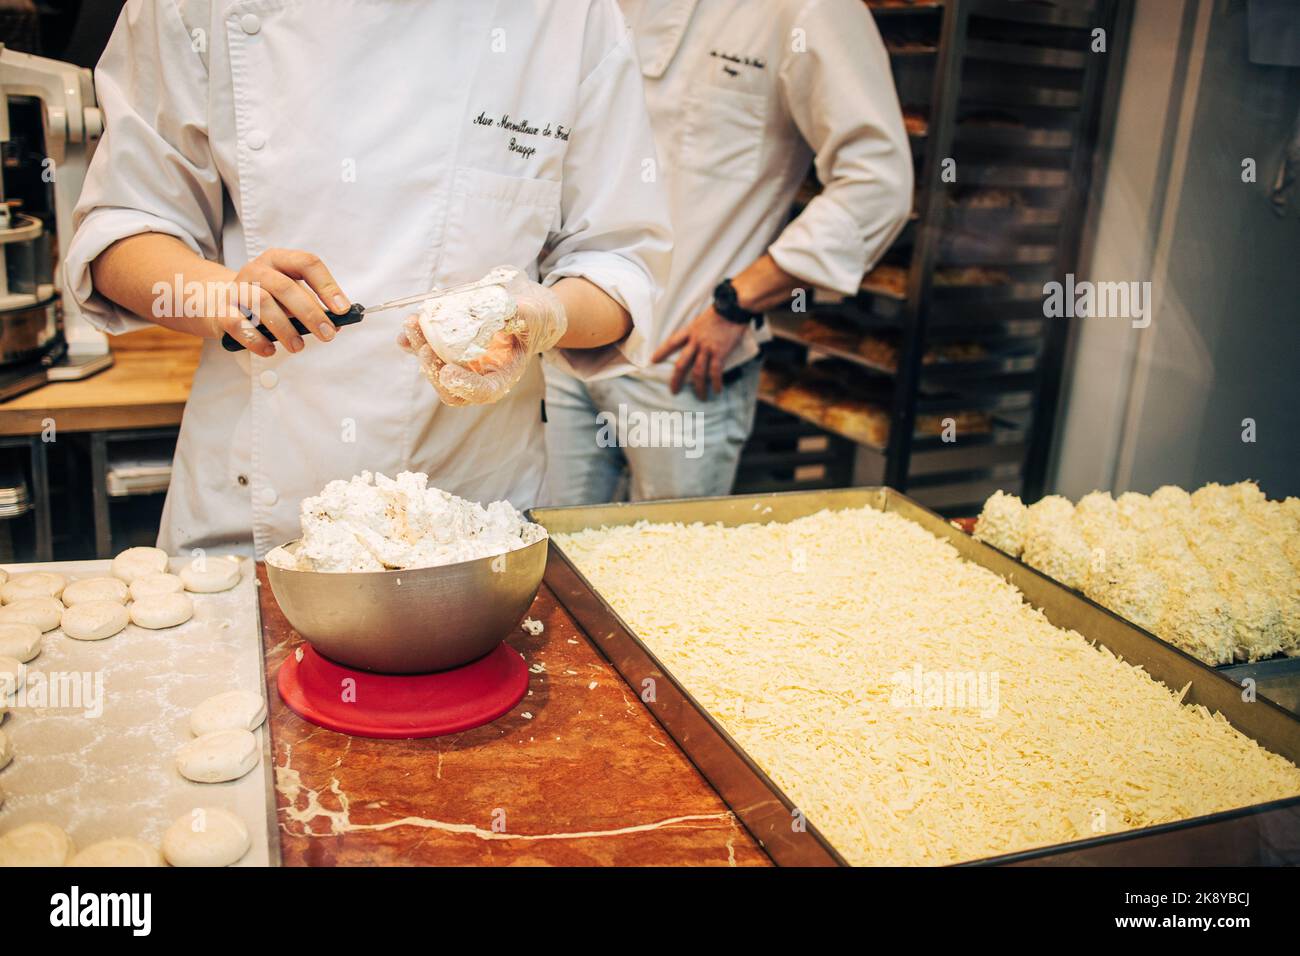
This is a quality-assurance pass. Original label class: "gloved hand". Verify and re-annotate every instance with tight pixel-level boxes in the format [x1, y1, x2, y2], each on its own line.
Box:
[397, 268, 567, 406]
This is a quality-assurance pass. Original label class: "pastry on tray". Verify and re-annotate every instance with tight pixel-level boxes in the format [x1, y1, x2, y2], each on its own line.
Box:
[947, 188, 1023, 209]
[776, 379, 841, 419]
[823, 398, 890, 448]
[855, 334, 989, 371]
[797, 316, 861, 352]
[902, 109, 929, 137]
[758, 363, 796, 398]
[916, 410, 993, 436]
[933, 266, 1011, 287]
[860, 264, 911, 297]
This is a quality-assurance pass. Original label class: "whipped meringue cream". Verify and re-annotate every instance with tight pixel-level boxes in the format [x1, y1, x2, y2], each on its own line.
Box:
[417, 267, 520, 365]
[267, 470, 545, 573]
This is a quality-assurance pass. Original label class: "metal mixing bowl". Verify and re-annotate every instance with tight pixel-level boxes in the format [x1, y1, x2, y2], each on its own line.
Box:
[265, 537, 548, 674]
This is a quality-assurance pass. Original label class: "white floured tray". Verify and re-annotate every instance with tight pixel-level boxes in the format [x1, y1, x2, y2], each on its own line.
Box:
[0, 556, 276, 866]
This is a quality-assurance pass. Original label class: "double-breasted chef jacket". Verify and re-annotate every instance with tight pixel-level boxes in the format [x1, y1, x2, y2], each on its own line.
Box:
[66, 0, 672, 557]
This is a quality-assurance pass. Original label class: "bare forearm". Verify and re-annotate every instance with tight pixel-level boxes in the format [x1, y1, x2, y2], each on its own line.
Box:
[550, 276, 632, 349]
[729, 253, 804, 313]
[91, 233, 237, 338]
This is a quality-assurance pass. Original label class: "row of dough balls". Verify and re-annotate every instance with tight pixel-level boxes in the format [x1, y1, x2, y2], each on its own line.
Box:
[0, 550, 252, 865]
[0, 690, 266, 866]
[0, 547, 242, 642]
[177, 690, 266, 784]
[0, 550, 244, 768]
[0, 810, 248, 867]
[0, 683, 265, 789]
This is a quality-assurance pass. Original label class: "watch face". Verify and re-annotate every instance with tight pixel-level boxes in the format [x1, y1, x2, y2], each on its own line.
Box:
[715, 280, 738, 311]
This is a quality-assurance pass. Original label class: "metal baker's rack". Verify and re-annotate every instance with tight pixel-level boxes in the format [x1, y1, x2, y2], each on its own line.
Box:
[736, 0, 1129, 515]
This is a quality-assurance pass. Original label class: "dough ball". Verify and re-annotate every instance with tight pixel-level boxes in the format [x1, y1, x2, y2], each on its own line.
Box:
[0, 655, 24, 695]
[0, 597, 64, 632]
[191, 690, 267, 736]
[0, 821, 75, 866]
[129, 592, 194, 630]
[176, 729, 259, 783]
[0, 623, 40, 663]
[161, 807, 250, 867]
[61, 576, 130, 606]
[129, 572, 183, 601]
[1, 572, 66, 604]
[179, 556, 242, 593]
[110, 547, 169, 584]
[69, 837, 163, 867]
[0, 727, 11, 770]
[61, 601, 130, 642]
[0, 568, 6, 585]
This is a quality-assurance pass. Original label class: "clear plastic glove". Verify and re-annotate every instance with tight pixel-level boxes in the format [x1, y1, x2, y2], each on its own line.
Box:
[397, 268, 567, 406]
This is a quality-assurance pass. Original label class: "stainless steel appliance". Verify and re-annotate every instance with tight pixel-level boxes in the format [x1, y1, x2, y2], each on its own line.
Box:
[0, 42, 108, 401]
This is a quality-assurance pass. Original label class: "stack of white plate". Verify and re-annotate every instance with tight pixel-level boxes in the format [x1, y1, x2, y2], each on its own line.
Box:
[0, 472, 32, 518]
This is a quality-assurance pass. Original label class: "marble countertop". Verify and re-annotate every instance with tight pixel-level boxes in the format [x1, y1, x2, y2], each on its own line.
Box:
[258, 564, 770, 866]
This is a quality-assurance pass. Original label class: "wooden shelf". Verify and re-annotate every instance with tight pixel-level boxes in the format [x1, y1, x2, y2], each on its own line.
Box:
[0, 327, 201, 436]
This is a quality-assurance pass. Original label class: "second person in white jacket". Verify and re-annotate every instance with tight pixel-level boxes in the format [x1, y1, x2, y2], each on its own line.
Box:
[543, 0, 913, 504]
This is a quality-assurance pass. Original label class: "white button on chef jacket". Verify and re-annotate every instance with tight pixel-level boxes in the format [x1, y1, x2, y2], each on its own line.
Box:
[616, 0, 913, 383]
[66, 1, 672, 558]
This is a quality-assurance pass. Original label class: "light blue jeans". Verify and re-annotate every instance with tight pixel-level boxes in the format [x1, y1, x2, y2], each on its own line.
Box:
[542, 362, 762, 506]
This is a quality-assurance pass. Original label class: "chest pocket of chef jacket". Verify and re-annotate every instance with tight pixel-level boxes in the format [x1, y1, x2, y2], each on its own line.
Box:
[439, 168, 562, 283]
[678, 68, 769, 182]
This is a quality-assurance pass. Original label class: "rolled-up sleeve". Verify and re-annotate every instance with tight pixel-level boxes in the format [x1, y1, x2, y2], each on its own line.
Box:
[540, 3, 673, 381]
[65, 0, 223, 335]
[768, 0, 913, 296]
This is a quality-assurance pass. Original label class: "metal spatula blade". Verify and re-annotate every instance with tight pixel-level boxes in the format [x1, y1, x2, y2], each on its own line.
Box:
[363, 274, 510, 316]
[220, 275, 507, 353]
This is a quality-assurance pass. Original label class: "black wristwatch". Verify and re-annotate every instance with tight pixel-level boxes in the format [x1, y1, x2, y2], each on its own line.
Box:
[713, 278, 764, 328]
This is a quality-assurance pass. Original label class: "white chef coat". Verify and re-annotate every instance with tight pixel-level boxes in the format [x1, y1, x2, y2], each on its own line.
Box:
[66, 0, 672, 557]
[617, 0, 912, 382]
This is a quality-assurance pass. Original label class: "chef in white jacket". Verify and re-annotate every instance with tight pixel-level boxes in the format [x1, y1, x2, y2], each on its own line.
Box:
[543, 0, 912, 503]
[66, 0, 671, 557]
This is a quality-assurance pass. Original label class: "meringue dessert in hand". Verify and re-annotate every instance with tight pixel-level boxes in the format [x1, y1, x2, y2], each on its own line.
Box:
[266, 470, 546, 573]
[416, 267, 521, 366]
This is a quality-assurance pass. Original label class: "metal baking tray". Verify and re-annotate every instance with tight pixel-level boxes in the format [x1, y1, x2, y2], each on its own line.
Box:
[529, 488, 1300, 866]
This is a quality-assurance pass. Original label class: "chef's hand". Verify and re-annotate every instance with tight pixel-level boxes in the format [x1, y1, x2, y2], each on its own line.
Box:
[219, 248, 350, 357]
[397, 319, 470, 407]
[397, 269, 568, 406]
[652, 306, 748, 400]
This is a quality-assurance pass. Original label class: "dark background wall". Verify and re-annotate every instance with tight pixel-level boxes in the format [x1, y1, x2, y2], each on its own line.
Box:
[0, 0, 123, 66]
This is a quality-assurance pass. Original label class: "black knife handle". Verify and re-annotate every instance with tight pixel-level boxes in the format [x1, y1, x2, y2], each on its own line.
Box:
[221, 303, 365, 352]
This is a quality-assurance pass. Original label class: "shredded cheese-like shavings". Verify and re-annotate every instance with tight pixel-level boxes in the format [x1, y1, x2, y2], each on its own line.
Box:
[556, 507, 1300, 866]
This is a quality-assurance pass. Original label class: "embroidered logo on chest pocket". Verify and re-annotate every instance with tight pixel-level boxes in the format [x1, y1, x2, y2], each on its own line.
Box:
[470, 110, 571, 166]
[680, 54, 770, 181]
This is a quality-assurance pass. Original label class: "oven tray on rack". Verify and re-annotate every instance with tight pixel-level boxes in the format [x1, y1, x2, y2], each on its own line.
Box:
[529, 488, 1300, 867]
